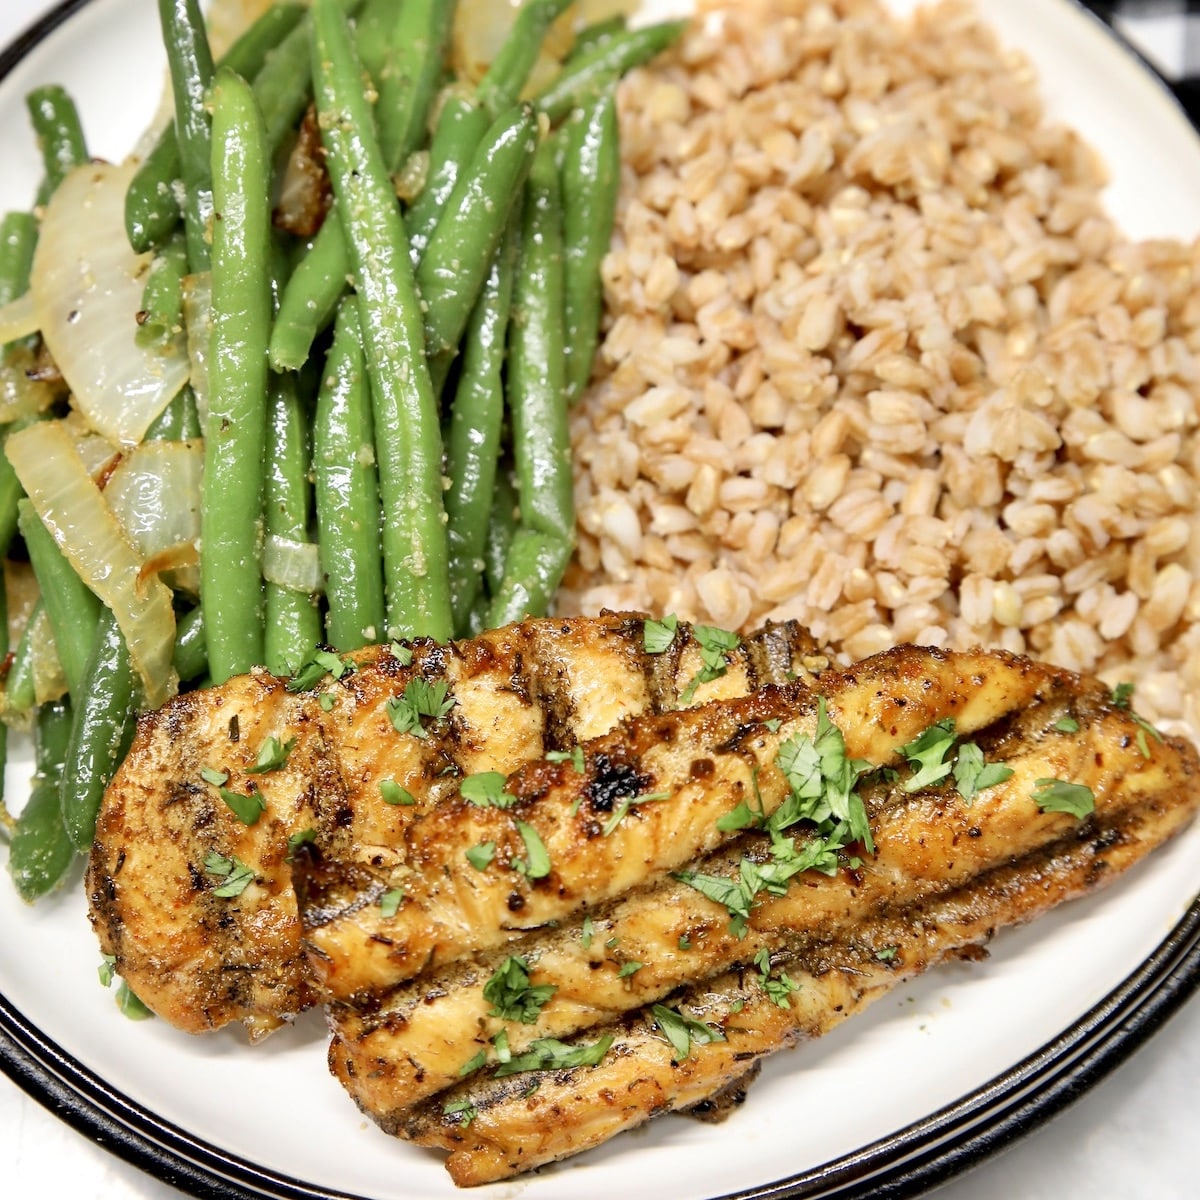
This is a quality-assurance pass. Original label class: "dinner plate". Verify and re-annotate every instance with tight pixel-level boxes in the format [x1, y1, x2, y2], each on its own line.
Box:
[1, 1, 1198, 1198]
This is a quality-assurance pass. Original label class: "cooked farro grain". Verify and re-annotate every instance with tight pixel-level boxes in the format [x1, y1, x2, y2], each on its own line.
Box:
[557, 0, 1200, 736]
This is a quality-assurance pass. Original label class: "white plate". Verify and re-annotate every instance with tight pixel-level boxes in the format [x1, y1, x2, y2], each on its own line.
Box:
[0, 2, 1198, 1199]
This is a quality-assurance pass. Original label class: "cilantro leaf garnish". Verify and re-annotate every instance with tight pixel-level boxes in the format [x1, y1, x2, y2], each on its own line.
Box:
[389, 641, 414, 666]
[1053, 716, 1080, 733]
[288, 648, 354, 692]
[247, 735, 296, 774]
[199, 766, 228, 787]
[512, 820, 551, 878]
[466, 840, 496, 871]
[1032, 778, 1095, 820]
[492, 1033, 614, 1077]
[899, 718, 958, 792]
[601, 791, 669, 836]
[285, 828, 317, 860]
[875, 945, 898, 962]
[491, 1029, 512, 1063]
[318, 692, 338, 712]
[379, 887, 405, 918]
[651, 1004, 725, 1059]
[482, 956, 558, 1023]
[952, 742, 1014, 804]
[98, 954, 117, 988]
[680, 625, 741, 703]
[458, 1048, 487, 1076]
[386, 678, 455, 738]
[754, 947, 799, 1008]
[203, 851, 255, 897]
[643, 614, 679, 654]
[218, 786, 265, 826]
[1132, 712, 1164, 759]
[380, 779, 416, 806]
[617, 961, 643, 978]
[461, 771, 517, 809]
[1110, 682, 1135, 709]
[442, 1098, 478, 1125]
[546, 745, 586, 773]
[581, 915, 595, 949]
[115, 981, 154, 1021]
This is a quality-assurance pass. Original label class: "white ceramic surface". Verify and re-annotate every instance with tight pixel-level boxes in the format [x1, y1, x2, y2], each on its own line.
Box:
[0, 2, 1197, 1198]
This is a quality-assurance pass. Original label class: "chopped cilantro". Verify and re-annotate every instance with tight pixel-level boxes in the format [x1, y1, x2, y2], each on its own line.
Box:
[285, 828, 317, 860]
[512, 821, 552, 879]
[678, 934, 692, 950]
[643, 614, 679, 654]
[491, 1029, 512, 1063]
[617, 961, 643, 979]
[1053, 716, 1080, 734]
[203, 851, 255, 897]
[386, 678, 455, 738]
[492, 1033, 614, 1077]
[199, 766, 228, 787]
[288, 648, 354, 692]
[443, 1098, 478, 1125]
[716, 799, 761, 832]
[762, 718, 782, 733]
[581, 916, 596, 949]
[458, 1048, 487, 1076]
[97, 954, 117, 988]
[115, 981, 154, 1021]
[461, 771, 517, 809]
[1132, 712, 1164, 759]
[379, 888, 405, 918]
[466, 840, 496, 871]
[218, 786, 265, 826]
[380, 779, 416, 806]
[483, 956, 557, 1023]
[952, 742, 1014, 804]
[1032, 778, 1096, 820]
[601, 791, 669, 837]
[318, 691, 338, 712]
[754, 947, 799, 1008]
[680, 625, 741, 703]
[875, 945, 898, 962]
[651, 1004, 725, 1059]
[246, 735, 295, 774]
[389, 641, 414, 666]
[899, 718, 958, 792]
[546, 745, 586, 773]
[1110, 682, 1135, 709]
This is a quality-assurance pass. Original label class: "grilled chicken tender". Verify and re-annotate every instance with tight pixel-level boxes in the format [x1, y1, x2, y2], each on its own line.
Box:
[384, 683, 1198, 1185]
[86, 614, 826, 1036]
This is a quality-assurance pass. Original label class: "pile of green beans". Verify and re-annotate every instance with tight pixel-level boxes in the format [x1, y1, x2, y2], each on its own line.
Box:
[0, 0, 685, 899]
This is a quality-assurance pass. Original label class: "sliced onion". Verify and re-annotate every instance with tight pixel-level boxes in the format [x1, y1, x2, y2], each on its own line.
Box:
[0, 291, 39, 345]
[29, 605, 68, 707]
[262, 534, 324, 595]
[6, 420, 178, 709]
[0, 346, 57, 423]
[182, 272, 212, 430]
[31, 161, 190, 447]
[60, 409, 122, 482]
[105, 439, 203, 596]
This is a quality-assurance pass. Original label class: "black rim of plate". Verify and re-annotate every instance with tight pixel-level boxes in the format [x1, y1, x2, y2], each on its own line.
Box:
[1, 2, 1199, 1198]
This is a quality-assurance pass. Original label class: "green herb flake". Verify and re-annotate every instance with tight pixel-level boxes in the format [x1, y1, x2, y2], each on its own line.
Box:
[318, 692, 338, 712]
[379, 887, 405, 918]
[1110, 682, 1135, 709]
[1032, 778, 1096, 820]
[546, 745, 586, 773]
[483, 956, 558, 1024]
[875, 945, 898, 962]
[386, 678, 456, 738]
[380, 779, 417, 806]
[288, 648, 354, 692]
[651, 1004, 725, 1060]
[899, 718, 958, 793]
[199, 766, 228, 787]
[203, 851, 255, 897]
[286, 828, 317, 861]
[617, 961, 643, 979]
[1053, 716, 1080, 733]
[458, 1048, 487, 1076]
[716, 799, 760, 833]
[443, 1098, 479, 1125]
[512, 820, 552, 879]
[460, 771, 517, 809]
[492, 1033, 614, 1077]
[762, 718, 782, 733]
[1132, 713, 1164, 759]
[491, 1029, 512, 1063]
[466, 840, 497, 871]
[115, 981, 154, 1021]
[601, 791, 670, 837]
[643, 614, 679, 654]
[678, 934, 692, 950]
[680, 625, 741, 704]
[581, 916, 596, 949]
[952, 742, 1014, 805]
[389, 641, 414, 666]
[218, 786, 265, 826]
[98, 954, 117, 988]
[247, 735, 296, 774]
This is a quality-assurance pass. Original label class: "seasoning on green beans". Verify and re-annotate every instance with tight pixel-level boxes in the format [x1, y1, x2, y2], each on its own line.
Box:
[202, 66, 272, 683]
[25, 85, 88, 208]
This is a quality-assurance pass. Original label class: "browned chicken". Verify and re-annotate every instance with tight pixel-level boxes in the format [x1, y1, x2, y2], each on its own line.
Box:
[86, 614, 827, 1036]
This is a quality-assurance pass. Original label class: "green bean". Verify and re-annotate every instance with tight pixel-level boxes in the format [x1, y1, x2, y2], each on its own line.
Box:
[268, 216, 348, 372]
[0, 212, 37, 308]
[0, 579, 7, 815]
[125, 3, 306, 252]
[18, 500, 100, 700]
[418, 104, 538, 388]
[172, 604, 207, 682]
[60, 608, 135, 852]
[264, 372, 323, 676]
[135, 230, 188, 349]
[10, 700, 76, 901]
[376, 0, 459, 172]
[157, 0, 216, 271]
[483, 470, 519, 599]
[535, 20, 687, 123]
[313, 297, 386, 650]
[488, 140, 573, 628]
[476, 0, 573, 117]
[445, 218, 519, 635]
[143, 384, 201, 441]
[25, 85, 88, 209]
[405, 92, 490, 264]
[202, 67, 272, 683]
[311, 0, 451, 642]
[3, 599, 39, 718]
[560, 84, 619, 402]
[566, 14, 627, 63]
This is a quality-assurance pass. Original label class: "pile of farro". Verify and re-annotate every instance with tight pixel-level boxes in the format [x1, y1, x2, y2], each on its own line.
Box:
[559, 0, 1200, 736]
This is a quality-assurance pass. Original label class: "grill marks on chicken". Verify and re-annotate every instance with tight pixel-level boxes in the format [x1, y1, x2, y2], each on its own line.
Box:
[86, 615, 826, 1036]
